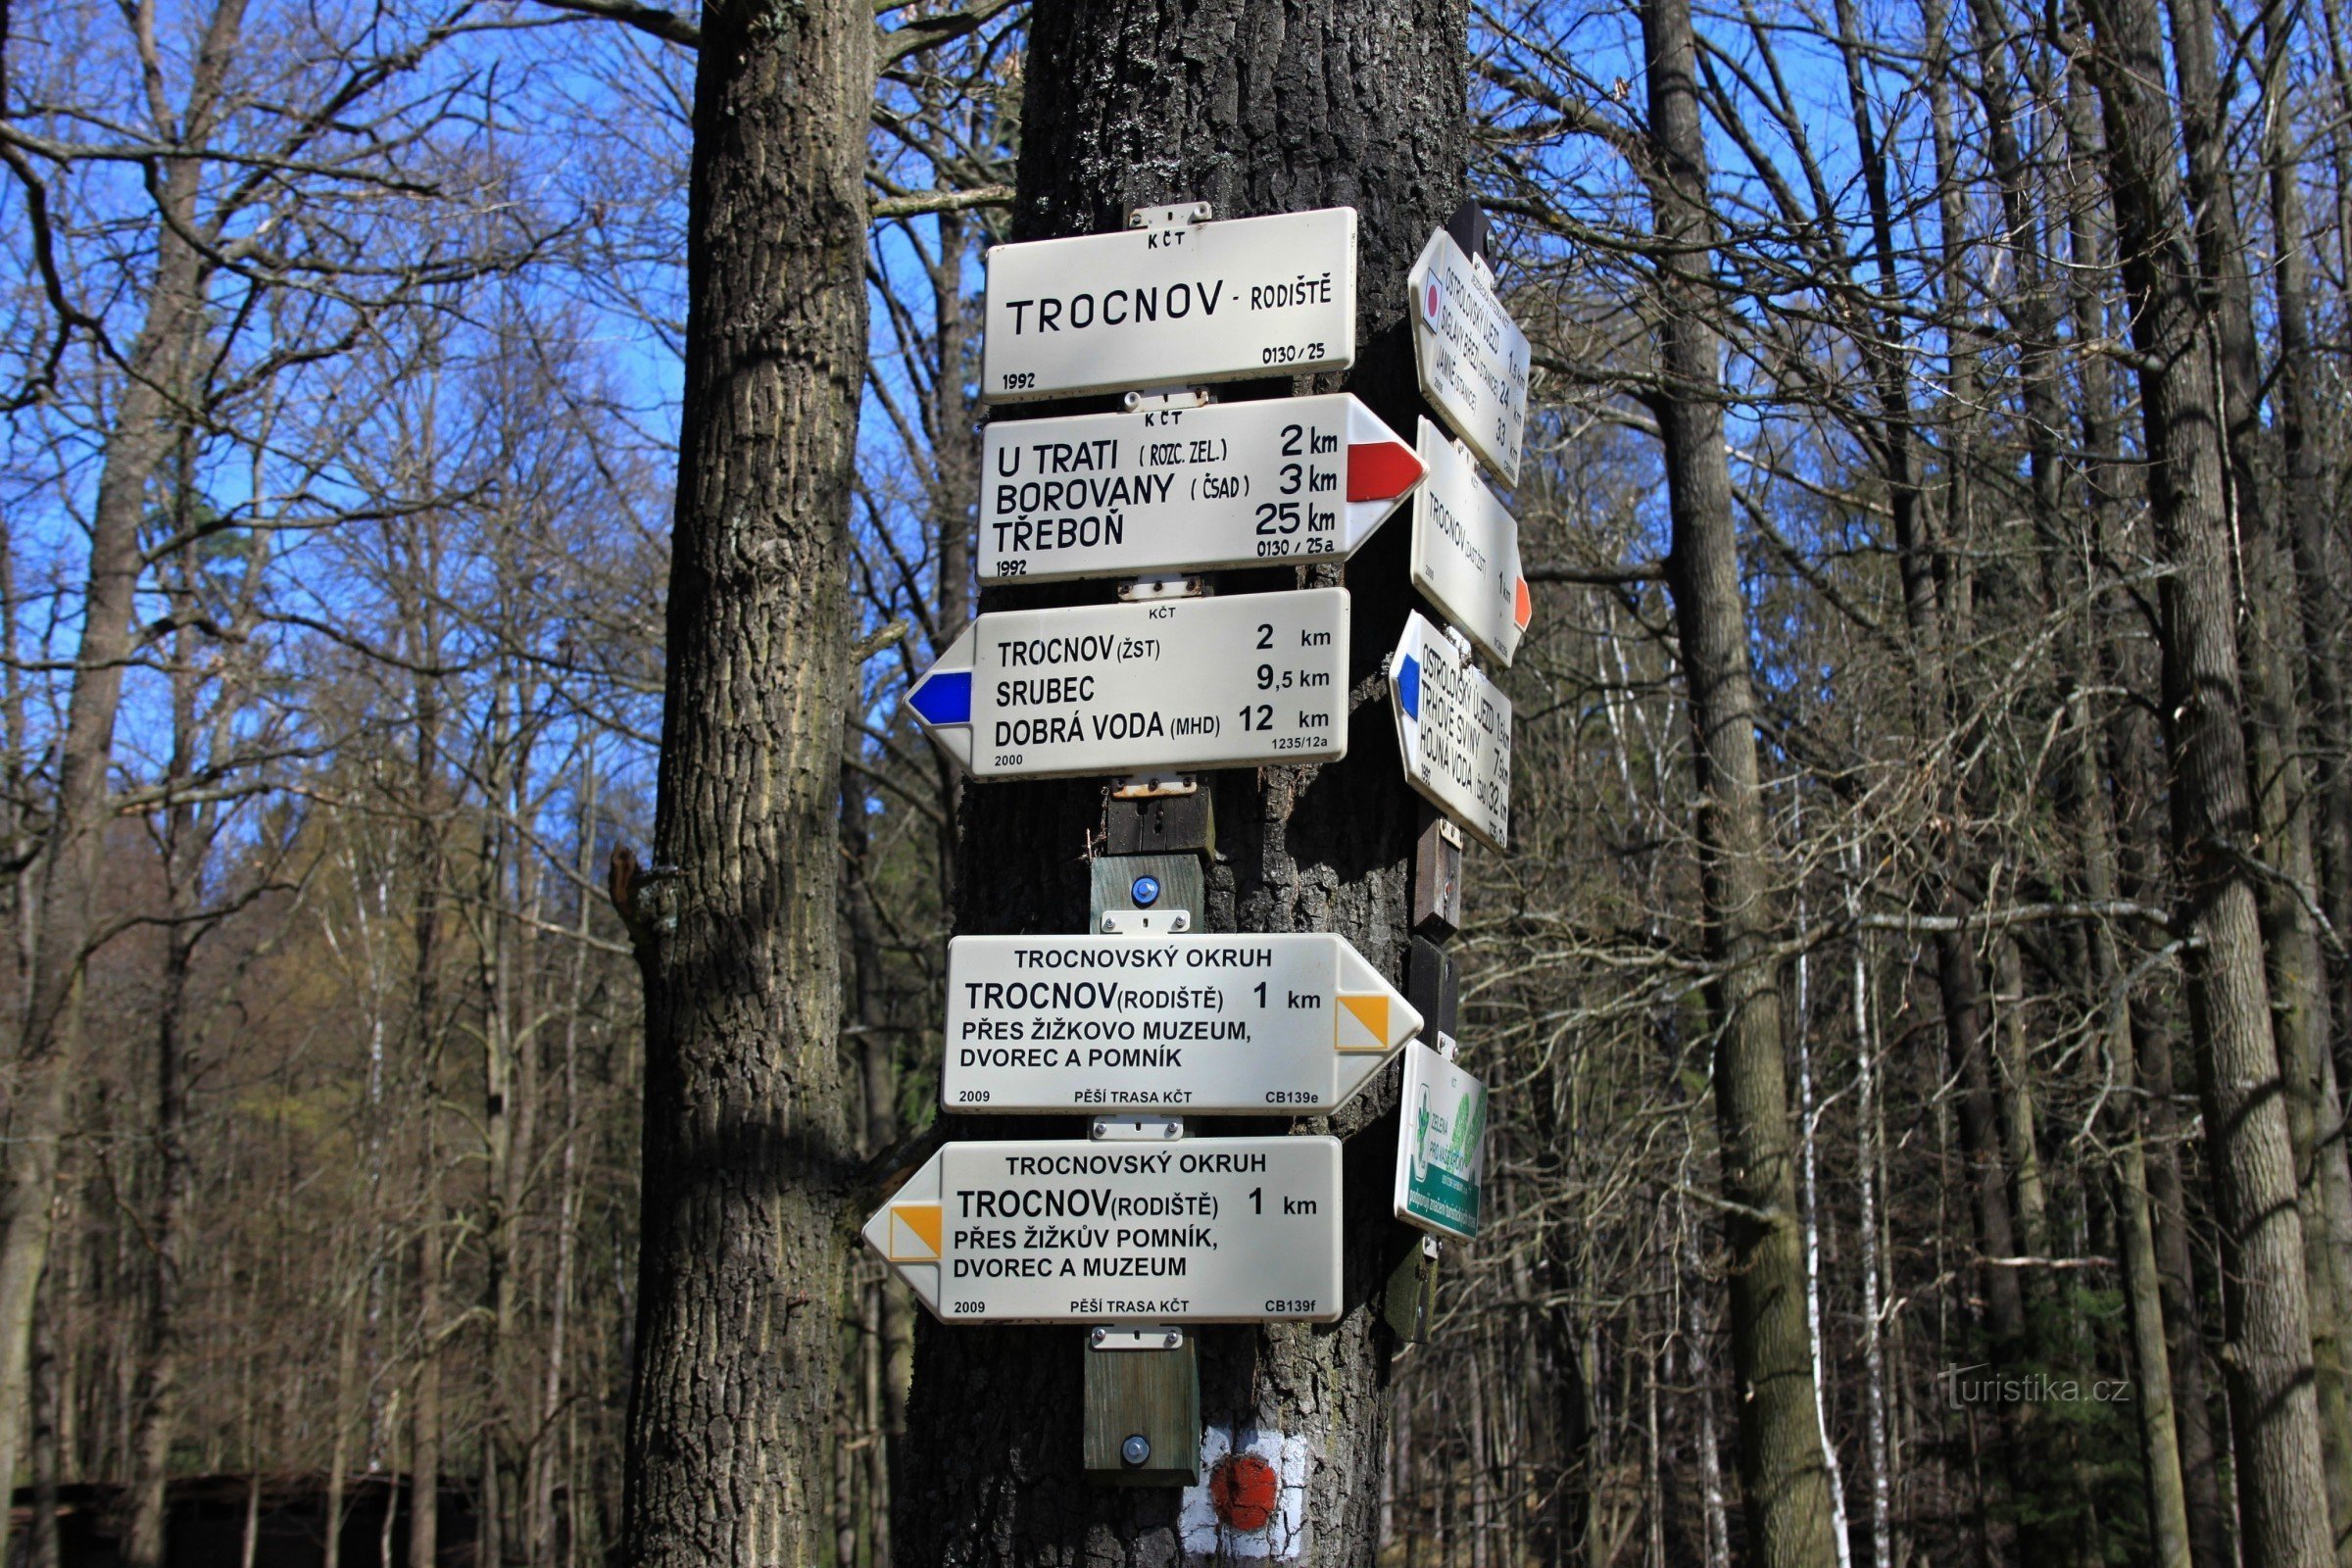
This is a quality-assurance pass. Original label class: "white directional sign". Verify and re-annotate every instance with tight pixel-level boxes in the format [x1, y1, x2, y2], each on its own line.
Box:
[983, 207, 1358, 402]
[943, 932, 1422, 1113]
[1389, 612, 1512, 852]
[1410, 418, 1531, 668]
[863, 1136, 1345, 1323]
[904, 589, 1350, 779]
[979, 394, 1425, 584]
[1405, 227, 1530, 484]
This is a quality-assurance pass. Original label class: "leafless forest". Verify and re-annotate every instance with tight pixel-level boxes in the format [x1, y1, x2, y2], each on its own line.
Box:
[9, 0, 2352, 1561]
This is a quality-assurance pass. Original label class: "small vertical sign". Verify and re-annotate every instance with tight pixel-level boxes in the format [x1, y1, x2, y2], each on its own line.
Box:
[1393, 1041, 1488, 1241]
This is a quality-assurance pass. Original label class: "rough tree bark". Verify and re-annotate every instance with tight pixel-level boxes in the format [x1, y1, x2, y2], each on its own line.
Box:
[892, 0, 1465, 1561]
[2165, 0, 2352, 1544]
[122, 595, 215, 1568]
[2081, 0, 2339, 1555]
[407, 626, 448, 1568]
[1640, 0, 1840, 1558]
[613, 0, 872, 1556]
[2059, 57, 2234, 1564]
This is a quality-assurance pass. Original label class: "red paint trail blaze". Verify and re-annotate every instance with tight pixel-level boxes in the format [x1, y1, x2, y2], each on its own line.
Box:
[1513, 575, 1532, 630]
[1347, 440, 1423, 503]
[1208, 1452, 1280, 1532]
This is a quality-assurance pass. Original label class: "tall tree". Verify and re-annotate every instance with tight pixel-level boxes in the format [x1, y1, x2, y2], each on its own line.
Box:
[612, 0, 871, 1556]
[2079, 0, 2338, 1554]
[893, 0, 1465, 1560]
[1637, 0, 1841, 1557]
[0, 5, 251, 1533]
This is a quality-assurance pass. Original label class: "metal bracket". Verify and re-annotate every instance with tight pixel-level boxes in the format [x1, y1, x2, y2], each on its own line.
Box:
[1111, 774, 1200, 799]
[1123, 387, 1211, 413]
[1443, 623, 1475, 659]
[1116, 575, 1207, 602]
[1128, 200, 1212, 229]
[1437, 1032, 1459, 1062]
[1092, 1114, 1185, 1141]
[1414, 807, 1465, 940]
[1090, 1325, 1186, 1350]
[1101, 907, 1192, 935]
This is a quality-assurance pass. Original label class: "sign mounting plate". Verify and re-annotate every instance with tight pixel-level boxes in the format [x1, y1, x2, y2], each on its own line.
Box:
[982, 208, 1358, 402]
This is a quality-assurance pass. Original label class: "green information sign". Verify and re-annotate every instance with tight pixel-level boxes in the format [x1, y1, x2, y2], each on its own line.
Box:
[1394, 1040, 1487, 1241]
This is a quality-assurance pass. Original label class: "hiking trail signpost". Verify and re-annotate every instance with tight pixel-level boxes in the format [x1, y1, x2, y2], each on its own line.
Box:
[868, 199, 1515, 1489]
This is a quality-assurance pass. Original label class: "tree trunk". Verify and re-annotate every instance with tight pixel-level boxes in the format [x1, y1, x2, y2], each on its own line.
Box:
[327, 1278, 362, 1568]
[0, 10, 248, 1552]
[1793, 911, 1855, 1568]
[25, 1266, 64, 1568]
[614, 0, 871, 1557]
[1849, 887, 1895, 1568]
[2265, 17, 2352, 1364]
[892, 0, 1464, 1561]
[2165, 0, 2352, 1545]
[534, 760, 596, 1568]
[123, 845, 199, 1568]
[1642, 0, 1839, 1556]
[2269, 47, 2352, 1066]
[408, 639, 448, 1568]
[2059, 54, 2234, 1564]
[412, 1160, 443, 1568]
[2074, 688, 2196, 1568]
[841, 743, 898, 1568]
[2081, 0, 2338, 1553]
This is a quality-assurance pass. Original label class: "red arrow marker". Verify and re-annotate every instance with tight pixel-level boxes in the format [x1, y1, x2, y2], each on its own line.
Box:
[1339, 397, 1429, 557]
[1348, 436, 1425, 502]
[1513, 575, 1533, 630]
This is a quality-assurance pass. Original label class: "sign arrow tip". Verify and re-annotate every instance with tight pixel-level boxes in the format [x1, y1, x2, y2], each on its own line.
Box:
[1396, 654, 1421, 720]
[906, 668, 972, 727]
[1347, 438, 1424, 503]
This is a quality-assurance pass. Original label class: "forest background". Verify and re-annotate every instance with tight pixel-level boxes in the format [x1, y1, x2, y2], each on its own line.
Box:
[6, 0, 2352, 1562]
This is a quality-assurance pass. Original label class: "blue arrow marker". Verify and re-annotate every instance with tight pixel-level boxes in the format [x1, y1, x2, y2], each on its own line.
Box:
[1396, 654, 1421, 721]
[907, 669, 971, 727]
[902, 625, 979, 771]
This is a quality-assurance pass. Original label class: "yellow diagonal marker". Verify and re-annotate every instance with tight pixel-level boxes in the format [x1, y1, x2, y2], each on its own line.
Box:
[1337, 994, 1391, 1053]
[887, 1201, 943, 1261]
